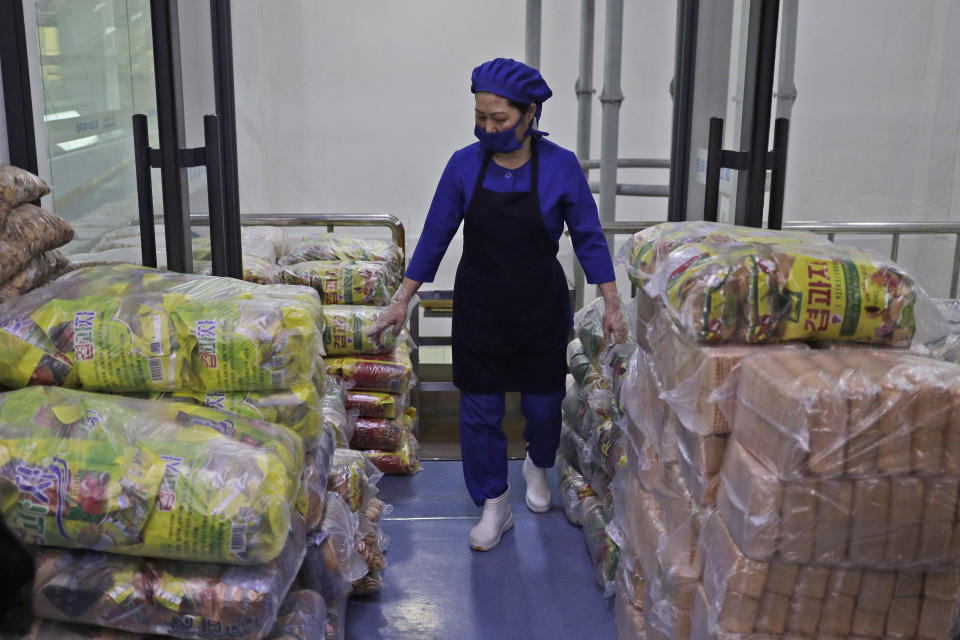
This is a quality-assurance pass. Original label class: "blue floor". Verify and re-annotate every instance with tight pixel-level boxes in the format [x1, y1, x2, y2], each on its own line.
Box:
[345, 460, 617, 640]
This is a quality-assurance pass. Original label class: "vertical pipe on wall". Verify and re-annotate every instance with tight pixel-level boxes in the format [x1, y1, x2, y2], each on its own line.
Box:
[667, 0, 699, 222]
[525, 0, 542, 69]
[598, 0, 625, 253]
[575, 0, 596, 169]
[775, 0, 799, 120]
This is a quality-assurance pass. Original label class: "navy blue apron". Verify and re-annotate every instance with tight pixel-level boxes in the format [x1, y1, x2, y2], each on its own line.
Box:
[452, 139, 570, 394]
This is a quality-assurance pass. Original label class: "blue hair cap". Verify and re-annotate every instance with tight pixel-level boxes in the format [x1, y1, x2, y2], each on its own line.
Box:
[471, 58, 553, 119]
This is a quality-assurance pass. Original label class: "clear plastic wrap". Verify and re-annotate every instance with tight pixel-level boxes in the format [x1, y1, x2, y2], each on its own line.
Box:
[91, 225, 283, 259]
[0, 251, 70, 303]
[32, 515, 306, 640]
[587, 418, 627, 479]
[646, 238, 923, 346]
[0, 204, 73, 285]
[0, 386, 302, 565]
[618, 348, 679, 464]
[559, 422, 594, 481]
[323, 305, 397, 356]
[566, 338, 592, 386]
[278, 235, 403, 276]
[299, 492, 368, 602]
[581, 494, 620, 597]
[926, 298, 960, 365]
[618, 220, 830, 289]
[145, 377, 323, 449]
[364, 429, 421, 475]
[327, 447, 383, 514]
[324, 342, 415, 393]
[574, 296, 633, 362]
[562, 376, 591, 440]
[0, 165, 50, 225]
[350, 416, 405, 451]
[267, 589, 328, 640]
[198, 254, 281, 285]
[301, 425, 338, 532]
[614, 562, 646, 640]
[346, 389, 408, 419]
[612, 459, 704, 640]
[281, 260, 396, 306]
[557, 453, 597, 526]
[698, 509, 960, 638]
[322, 374, 356, 446]
[0, 264, 324, 392]
[324, 595, 348, 640]
[716, 349, 960, 567]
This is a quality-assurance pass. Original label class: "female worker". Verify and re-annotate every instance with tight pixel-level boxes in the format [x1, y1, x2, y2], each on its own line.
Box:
[370, 58, 627, 551]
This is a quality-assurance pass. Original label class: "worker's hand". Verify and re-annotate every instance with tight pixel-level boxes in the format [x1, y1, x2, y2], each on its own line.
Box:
[367, 296, 409, 346]
[602, 301, 629, 345]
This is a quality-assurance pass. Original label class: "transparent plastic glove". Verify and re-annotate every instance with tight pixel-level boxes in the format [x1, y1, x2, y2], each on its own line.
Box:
[367, 297, 408, 346]
[603, 305, 628, 345]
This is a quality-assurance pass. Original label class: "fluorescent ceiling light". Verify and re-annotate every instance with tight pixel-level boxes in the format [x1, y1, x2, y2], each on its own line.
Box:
[57, 135, 99, 152]
[44, 110, 80, 122]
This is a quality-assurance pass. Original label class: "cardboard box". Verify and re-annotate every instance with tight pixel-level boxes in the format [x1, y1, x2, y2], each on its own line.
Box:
[717, 440, 782, 561]
[886, 596, 920, 637]
[814, 478, 854, 565]
[818, 593, 855, 636]
[781, 479, 818, 564]
[919, 477, 959, 563]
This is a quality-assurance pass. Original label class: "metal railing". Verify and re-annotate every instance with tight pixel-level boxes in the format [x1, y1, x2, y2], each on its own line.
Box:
[572, 220, 960, 308]
[185, 212, 406, 267]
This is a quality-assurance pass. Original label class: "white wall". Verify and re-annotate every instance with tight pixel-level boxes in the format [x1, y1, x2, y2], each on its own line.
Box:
[230, 1, 676, 292]
[226, 1, 960, 296]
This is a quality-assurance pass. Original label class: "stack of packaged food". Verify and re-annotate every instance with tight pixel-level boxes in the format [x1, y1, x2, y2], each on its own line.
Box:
[0, 264, 350, 638]
[68, 224, 285, 285]
[0, 167, 73, 304]
[277, 235, 421, 476]
[556, 296, 636, 597]
[610, 221, 960, 640]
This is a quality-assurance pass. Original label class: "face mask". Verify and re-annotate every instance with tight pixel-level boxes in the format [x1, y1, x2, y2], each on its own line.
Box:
[474, 120, 525, 153]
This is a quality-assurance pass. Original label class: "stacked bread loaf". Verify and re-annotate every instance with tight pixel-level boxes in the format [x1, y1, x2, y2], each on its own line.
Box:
[611, 221, 960, 639]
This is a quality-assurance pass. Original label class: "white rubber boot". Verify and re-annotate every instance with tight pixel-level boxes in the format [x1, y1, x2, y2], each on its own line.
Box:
[469, 486, 514, 551]
[523, 454, 552, 513]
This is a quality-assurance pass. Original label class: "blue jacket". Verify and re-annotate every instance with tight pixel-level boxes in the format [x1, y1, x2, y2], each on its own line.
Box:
[405, 138, 616, 285]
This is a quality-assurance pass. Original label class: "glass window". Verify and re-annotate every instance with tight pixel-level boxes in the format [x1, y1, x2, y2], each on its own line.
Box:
[33, 0, 159, 253]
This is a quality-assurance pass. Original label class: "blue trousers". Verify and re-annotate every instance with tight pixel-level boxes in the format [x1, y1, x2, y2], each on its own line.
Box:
[459, 390, 565, 506]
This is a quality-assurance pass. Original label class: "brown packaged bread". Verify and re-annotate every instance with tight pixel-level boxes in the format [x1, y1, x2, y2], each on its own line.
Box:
[919, 477, 959, 562]
[828, 568, 863, 597]
[893, 571, 924, 598]
[701, 510, 769, 601]
[908, 369, 949, 475]
[0, 203, 73, 283]
[818, 593, 855, 636]
[814, 478, 854, 565]
[923, 570, 960, 601]
[886, 596, 920, 637]
[795, 565, 830, 600]
[854, 570, 896, 636]
[850, 477, 892, 565]
[717, 439, 783, 561]
[833, 352, 883, 476]
[787, 596, 823, 635]
[755, 591, 790, 633]
[917, 597, 956, 639]
[0, 250, 69, 303]
[781, 479, 817, 563]
[716, 590, 761, 634]
[876, 370, 915, 475]
[0, 165, 49, 225]
[765, 561, 800, 597]
[945, 387, 960, 476]
[885, 476, 924, 565]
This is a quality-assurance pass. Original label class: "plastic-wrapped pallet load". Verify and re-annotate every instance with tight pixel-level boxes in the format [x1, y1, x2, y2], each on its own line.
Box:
[0, 264, 324, 391]
[322, 305, 398, 356]
[0, 386, 303, 564]
[715, 349, 960, 568]
[697, 509, 960, 638]
[325, 343, 416, 394]
[281, 260, 396, 306]
[29, 516, 305, 640]
[139, 377, 324, 449]
[322, 373, 356, 447]
[0, 251, 70, 304]
[278, 236, 403, 286]
[557, 452, 597, 526]
[302, 424, 338, 533]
